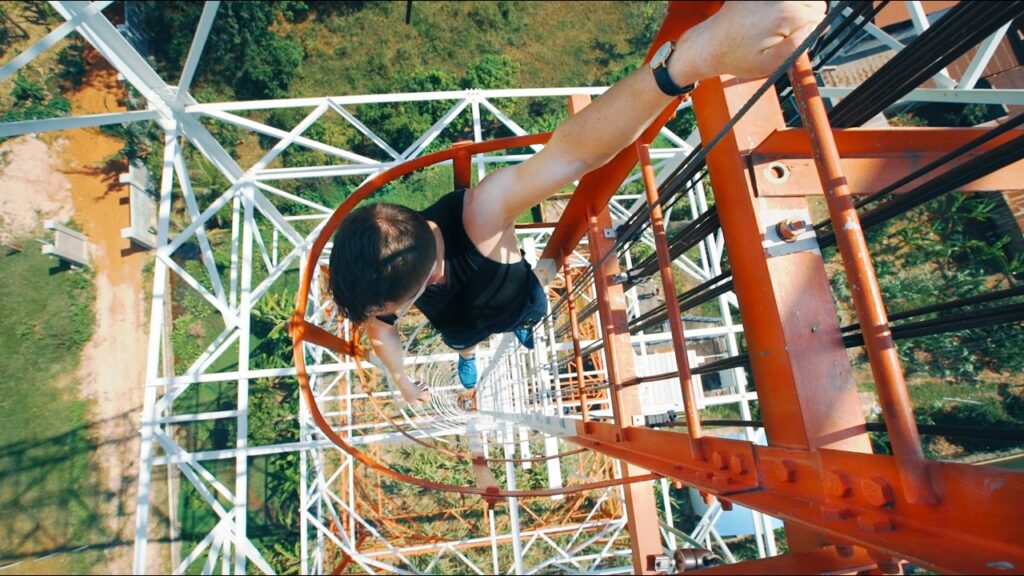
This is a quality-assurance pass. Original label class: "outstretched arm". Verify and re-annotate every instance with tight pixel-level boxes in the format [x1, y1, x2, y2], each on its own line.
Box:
[366, 317, 429, 405]
[470, 1, 826, 226]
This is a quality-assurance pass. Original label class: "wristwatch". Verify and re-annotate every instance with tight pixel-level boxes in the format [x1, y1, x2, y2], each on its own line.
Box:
[649, 41, 696, 97]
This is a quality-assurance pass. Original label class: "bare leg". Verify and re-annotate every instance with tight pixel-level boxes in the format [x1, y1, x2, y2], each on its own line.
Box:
[456, 345, 478, 409]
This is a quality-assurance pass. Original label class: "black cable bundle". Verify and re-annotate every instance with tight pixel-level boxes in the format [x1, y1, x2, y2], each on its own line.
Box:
[829, 1, 1024, 127]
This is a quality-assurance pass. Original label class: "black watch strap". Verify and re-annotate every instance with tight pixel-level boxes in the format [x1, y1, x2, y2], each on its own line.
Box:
[653, 64, 696, 97]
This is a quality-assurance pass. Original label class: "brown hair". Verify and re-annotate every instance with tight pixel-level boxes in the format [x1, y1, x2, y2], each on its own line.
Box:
[328, 202, 436, 323]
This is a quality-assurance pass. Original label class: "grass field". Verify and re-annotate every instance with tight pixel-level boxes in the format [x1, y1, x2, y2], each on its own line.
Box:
[285, 1, 653, 98]
[0, 240, 108, 574]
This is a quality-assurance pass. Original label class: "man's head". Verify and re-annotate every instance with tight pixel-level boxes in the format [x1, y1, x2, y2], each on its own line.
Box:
[328, 202, 437, 323]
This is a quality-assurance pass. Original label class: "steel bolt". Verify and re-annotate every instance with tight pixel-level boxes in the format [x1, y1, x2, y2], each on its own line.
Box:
[862, 476, 894, 508]
[777, 218, 807, 242]
[825, 470, 852, 499]
[711, 451, 728, 470]
[774, 460, 796, 483]
[729, 454, 747, 475]
[869, 551, 901, 574]
[764, 161, 791, 184]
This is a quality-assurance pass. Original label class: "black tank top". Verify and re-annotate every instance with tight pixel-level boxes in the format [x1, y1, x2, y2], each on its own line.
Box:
[412, 189, 534, 340]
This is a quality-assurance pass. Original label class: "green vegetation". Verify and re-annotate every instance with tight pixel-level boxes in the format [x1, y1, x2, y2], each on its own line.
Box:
[0, 242, 108, 573]
[55, 40, 88, 90]
[827, 192, 1024, 459]
[116, 1, 674, 224]
[0, 3, 76, 141]
[0, 72, 70, 133]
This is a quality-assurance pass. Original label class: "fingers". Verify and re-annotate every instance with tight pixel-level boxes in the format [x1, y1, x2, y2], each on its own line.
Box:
[413, 381, 430, 401]
[704, 0, 827, 78]
[776, 1, 826, 38]
[760, 19, 819, 66]
[396, 379, 430, 406]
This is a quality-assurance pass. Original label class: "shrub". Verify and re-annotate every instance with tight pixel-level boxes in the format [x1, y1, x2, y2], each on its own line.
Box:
[235, 34, 305, 100]
[56, 41, 87, 89]
[924, 399, 1023, 453]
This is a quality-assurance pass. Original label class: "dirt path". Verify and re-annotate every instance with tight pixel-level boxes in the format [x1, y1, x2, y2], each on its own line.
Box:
[0, 137, 74, 244]
[58, 62, 154, 574]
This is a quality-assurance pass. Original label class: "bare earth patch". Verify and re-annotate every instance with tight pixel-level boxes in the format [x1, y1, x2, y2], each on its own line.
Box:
[0, 135, 73, 244]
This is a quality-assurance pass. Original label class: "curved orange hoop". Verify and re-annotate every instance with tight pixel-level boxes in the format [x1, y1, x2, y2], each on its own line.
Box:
[290, 133, 660, 500]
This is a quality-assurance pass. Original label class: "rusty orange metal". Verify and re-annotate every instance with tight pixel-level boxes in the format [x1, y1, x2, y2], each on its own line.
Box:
[694, 544, 877, 574]
[750, 127, 1024, 197]
[585, 204, 664, 574]
[562, 257, 591, 422]
[789, 53, 934, 505]
[636, 141, 704, 460]
[289, 3, 1024, 570]
[691, 72, 874, 553]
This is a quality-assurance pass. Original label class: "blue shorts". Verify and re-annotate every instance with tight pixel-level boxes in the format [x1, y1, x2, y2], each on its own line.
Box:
[442, 273, 548, 351]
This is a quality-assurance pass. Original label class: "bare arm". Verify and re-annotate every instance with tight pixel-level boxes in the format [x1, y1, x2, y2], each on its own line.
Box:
[366, 318, 406, 381]
[366, 317, 429, 404]
[469, 1, 826, 227]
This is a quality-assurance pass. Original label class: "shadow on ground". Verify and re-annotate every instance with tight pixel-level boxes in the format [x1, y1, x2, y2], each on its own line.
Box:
[0, 408, 170, 567]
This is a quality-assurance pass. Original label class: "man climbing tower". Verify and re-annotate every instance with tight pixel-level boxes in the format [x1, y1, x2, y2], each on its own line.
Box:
[329, 1, 827, 405]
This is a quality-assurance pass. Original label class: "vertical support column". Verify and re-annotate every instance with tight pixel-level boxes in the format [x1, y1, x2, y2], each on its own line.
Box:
[299, 392, 309, 576]
[133, 123, 178, 574]
[503, 423, 525, 575]
[636, 142, 703, 460]
[453, 142, 473, 190]
[691, 76, 872, 551]
[789, 54, 934, 504]
[563, 260, 590, 421]
[586, 206, 662, 574]
[234, 183, 256, 573]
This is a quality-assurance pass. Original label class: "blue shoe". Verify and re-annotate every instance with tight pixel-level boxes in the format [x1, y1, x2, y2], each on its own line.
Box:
[457, 355, 477, 389]
[513, 326, 535, 350]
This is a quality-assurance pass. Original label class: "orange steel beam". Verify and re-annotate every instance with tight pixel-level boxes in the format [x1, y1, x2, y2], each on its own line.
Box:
[695, 545, 877, 575]
[750, 127, 1024, 197]
[691, 73, 874, 553]
[540, 0, 722, 265]
[528, 417, 1024, 574]
[699, 84, 870, 435]
[789, 54, 934, 505]
[636, 142, 703, 460]
[290, 48, 1024, 570]
[585, 205, 663, 574]
[359, 522, 621, 560]
[563, 257, 591, 421]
